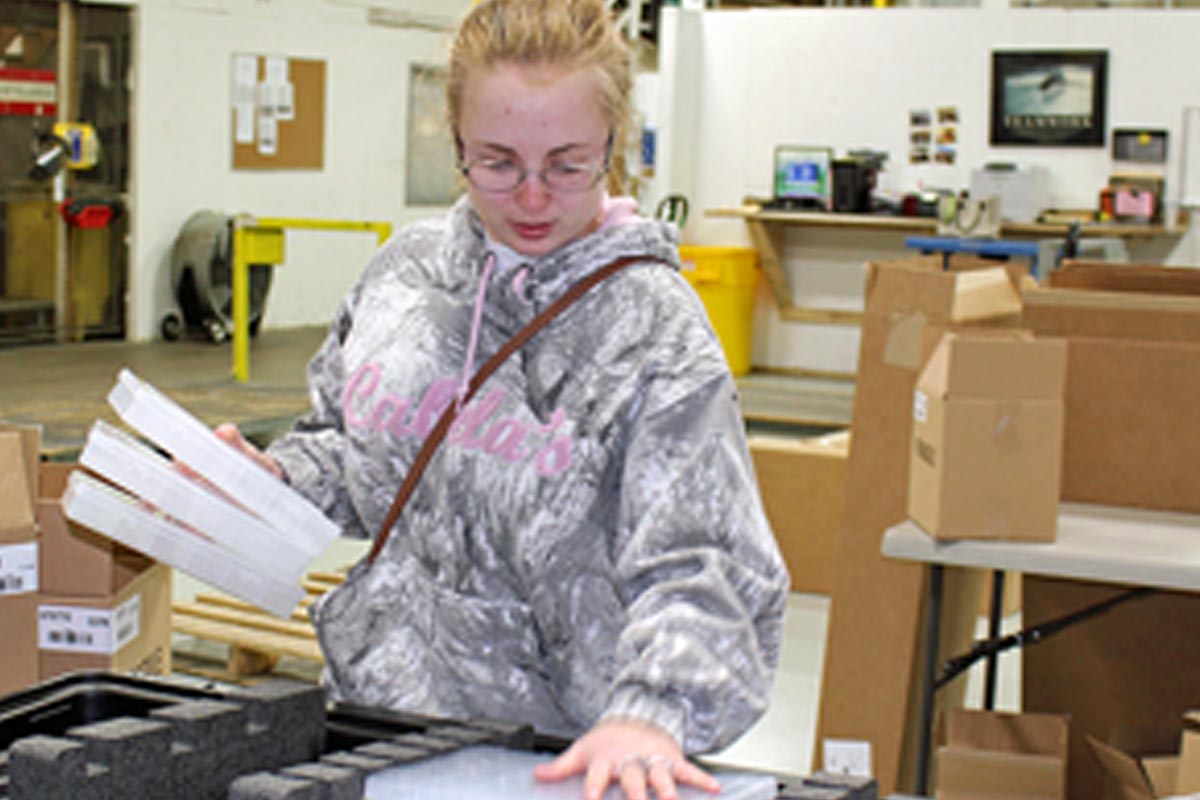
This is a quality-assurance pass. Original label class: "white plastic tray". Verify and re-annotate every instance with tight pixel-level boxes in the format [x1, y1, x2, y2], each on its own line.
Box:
[363, 745, 779, 800]
[63, 471, 305, 618]
[107, 368, 339, 552]
[79, 420, 316, 584]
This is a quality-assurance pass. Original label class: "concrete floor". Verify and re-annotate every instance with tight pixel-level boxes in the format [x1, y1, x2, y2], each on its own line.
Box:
[0, 327, 326, 457]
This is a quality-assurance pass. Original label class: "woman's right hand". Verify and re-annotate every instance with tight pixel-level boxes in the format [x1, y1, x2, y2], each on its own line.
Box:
[213, 422, 284, 479]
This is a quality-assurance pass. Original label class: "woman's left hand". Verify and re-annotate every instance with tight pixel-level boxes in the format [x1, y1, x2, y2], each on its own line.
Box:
[533, 717, 720, 800]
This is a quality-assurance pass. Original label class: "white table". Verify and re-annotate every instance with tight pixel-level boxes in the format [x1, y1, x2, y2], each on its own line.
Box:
[882, 502, 1200, 794]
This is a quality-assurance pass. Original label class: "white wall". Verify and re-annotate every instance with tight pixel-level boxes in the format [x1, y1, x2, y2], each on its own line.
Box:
[653, 6, 1200, 374]
[127, 0, 473, 340]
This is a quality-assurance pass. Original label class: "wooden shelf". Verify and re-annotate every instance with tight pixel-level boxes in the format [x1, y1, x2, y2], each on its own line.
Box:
[707, 203, 1190, 328]
[709, 204, 1189, 240]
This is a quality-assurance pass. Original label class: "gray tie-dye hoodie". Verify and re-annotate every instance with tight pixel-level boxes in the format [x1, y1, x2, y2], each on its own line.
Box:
[268, 196, 788, 754]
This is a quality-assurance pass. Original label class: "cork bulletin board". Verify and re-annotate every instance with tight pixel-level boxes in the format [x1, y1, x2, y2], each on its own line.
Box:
[231, 54, 325, 170]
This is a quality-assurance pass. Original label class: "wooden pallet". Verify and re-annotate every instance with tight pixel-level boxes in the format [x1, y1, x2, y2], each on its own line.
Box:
[171, 569, 347, 683]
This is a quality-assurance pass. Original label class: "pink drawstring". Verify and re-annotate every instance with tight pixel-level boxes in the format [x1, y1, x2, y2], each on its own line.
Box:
[458, 252, 496, 410]
[511, 266, 530, 302]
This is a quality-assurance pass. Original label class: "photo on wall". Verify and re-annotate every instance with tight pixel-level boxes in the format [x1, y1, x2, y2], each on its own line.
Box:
[990, 50, 1108, 147]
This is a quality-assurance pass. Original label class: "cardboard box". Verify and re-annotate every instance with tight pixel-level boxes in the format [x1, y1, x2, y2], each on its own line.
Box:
[909, 331, 1067, 542]
[1024, 576, 1200, 800]
[0, 592, 40, 696]
[1088, 710, 1200, 799]
[0, 425, 41, 695]
[38, 462, 151, 596]
[38, 561, 172, 681]
[1023, 263, 1200, 514]
[816, 257, 1024, 795]
[938, 709, 1069, 800]
[0, 424, 40, 542]
[1176, 711, 1200, 794]
[1087, 736, 1180, 800]
[749, 430, 849, 595]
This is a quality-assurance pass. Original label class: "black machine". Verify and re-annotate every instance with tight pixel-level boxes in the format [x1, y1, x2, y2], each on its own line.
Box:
[832, 156, 878, 213]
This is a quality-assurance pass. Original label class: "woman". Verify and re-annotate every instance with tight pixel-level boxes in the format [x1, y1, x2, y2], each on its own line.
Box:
[219, 1, 788, 798]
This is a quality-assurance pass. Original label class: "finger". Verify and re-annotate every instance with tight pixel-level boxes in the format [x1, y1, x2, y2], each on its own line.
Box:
[533, 743, 585, 782]
[583, 756, 616, 800]
[214, 422, 243, 445]
[646, 758, 679, 800]
[673, 759, 720, 794]
[618, 758, 649, 800]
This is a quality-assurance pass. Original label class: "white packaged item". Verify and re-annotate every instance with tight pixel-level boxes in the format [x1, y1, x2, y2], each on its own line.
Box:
[106, 368, 339, 552]
[63, 472, 304, 618]
[968, 163, 1050, 224]
[78, 420, 316, 583]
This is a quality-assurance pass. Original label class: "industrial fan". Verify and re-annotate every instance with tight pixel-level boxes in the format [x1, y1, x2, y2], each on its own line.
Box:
[161, 210, 273, 343]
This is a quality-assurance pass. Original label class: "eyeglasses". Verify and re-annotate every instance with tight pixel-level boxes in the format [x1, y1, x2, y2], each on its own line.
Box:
[459, 136, 612, 194]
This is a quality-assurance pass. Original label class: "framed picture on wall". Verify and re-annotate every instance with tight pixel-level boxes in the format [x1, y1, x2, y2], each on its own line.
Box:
[990, 50, 1108, 147]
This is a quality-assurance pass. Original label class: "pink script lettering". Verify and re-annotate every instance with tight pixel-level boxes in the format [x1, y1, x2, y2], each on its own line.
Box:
[341, 363, 573, 476]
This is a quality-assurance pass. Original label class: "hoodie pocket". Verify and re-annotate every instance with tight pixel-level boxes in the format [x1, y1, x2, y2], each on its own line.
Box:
[311, 553, 561, 726]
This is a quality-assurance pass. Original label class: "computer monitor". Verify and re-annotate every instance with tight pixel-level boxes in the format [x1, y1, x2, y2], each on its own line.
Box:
[772, 145, 833, 209]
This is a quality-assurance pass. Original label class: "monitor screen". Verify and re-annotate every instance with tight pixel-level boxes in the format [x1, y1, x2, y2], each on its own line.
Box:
[773, 145, 832, 206]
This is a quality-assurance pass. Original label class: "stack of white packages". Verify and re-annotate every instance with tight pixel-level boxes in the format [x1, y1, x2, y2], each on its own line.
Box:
[62, 368, 340, 618]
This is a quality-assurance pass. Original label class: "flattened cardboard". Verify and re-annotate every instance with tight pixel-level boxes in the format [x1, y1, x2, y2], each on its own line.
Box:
[1053, 260, 1200, 297]
[1022, 264, 1200, 799]
[816, 259, 1023, 794]
[1023, 270, 1200, 513]
[749, 430, 849, 595]
[38, 561, 172, 681]
[909, 332, 1066, 541]
[38, 462, 151, 596]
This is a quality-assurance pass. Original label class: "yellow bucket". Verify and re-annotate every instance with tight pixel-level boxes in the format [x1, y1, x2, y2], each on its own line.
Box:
[678, 245, 760, 376]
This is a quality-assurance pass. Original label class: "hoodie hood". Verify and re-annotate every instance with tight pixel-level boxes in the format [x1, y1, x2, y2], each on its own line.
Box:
[445, 195, 683, 326]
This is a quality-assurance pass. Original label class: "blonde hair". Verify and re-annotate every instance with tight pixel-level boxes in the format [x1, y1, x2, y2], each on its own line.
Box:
[447, 0, 633, 194]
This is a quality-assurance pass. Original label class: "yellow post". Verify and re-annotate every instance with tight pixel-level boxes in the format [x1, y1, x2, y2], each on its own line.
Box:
[232, 224, 251, 383]
[231, 216, 393, 382]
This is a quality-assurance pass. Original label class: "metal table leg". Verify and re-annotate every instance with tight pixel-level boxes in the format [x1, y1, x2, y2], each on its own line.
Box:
[915, 563, 944, 796]
[984, 570, 1005, 711]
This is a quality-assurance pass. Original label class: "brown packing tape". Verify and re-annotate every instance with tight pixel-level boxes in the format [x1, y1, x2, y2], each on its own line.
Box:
[991, 401, 1023, 454]
[883, 312, 928, 370]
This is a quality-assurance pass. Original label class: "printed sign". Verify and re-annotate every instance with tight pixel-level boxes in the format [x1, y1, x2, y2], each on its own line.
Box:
[39, 593, 141, 654]
[0, 67, 57, 116]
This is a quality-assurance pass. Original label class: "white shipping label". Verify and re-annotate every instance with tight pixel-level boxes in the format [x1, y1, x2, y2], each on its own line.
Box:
[913, 390, 928, 423]
[0, 541, 38, 596]
[39, 593, 141, 654]
[822, 738, 873, 778]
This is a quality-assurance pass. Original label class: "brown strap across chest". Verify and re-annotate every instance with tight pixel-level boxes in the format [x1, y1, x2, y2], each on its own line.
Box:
[366, 253, 665, 565]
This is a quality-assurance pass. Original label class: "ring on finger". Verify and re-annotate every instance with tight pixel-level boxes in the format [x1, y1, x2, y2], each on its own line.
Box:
[613, 753, 645, 778]
[643, 754, 675, 774]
